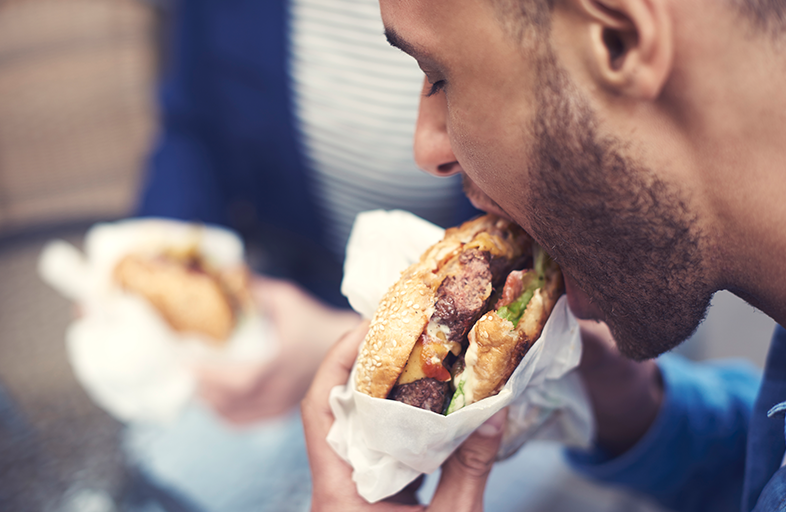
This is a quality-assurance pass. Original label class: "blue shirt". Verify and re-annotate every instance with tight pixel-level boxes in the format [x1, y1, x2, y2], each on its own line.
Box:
[568, 326, 786, 511]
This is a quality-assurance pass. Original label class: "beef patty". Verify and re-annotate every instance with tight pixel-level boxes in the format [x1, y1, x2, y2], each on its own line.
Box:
[388, 378, 450, 414]
[432, 249, 493, 344]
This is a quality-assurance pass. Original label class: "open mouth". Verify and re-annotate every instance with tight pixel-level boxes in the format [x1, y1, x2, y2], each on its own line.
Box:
[461, 173, 605, 323]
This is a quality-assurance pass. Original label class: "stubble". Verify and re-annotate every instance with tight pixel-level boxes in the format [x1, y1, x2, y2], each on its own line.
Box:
[524, 49, 713, 361]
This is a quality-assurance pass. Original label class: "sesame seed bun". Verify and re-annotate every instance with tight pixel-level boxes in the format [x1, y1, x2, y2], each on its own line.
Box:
[355, 214, 531, 399]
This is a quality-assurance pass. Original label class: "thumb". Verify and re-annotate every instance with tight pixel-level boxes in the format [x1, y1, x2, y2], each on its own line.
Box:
[428, 409, 507, 512]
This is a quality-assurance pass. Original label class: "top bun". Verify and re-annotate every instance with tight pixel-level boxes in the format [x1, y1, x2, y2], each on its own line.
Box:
[355, 214, 531, 399]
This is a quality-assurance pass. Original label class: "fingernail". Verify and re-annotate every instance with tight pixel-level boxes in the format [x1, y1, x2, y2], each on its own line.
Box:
[476, 409, 506, 437]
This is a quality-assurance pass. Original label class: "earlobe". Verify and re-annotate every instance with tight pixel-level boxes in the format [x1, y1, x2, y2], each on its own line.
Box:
[580, 0, 673, 100]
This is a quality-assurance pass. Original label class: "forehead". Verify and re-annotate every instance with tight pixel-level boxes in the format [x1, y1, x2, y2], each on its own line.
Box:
[378, 0, 504, 59]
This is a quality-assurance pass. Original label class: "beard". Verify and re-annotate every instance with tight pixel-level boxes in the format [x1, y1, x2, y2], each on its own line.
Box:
[522, 49, 713, 361]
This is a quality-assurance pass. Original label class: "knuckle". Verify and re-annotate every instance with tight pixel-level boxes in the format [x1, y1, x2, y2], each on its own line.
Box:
[453, 444, 495, 478]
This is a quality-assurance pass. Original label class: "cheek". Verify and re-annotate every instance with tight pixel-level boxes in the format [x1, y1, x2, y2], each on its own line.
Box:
[447, 102, 536, 226]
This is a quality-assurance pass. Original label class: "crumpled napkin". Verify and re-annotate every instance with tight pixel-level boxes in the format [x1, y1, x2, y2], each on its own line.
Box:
[38, 218, 278, 424]
[329, 210, 593, 502]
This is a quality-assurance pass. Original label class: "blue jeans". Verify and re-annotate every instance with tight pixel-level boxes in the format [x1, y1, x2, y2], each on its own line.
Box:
[124, 402, 311, 512]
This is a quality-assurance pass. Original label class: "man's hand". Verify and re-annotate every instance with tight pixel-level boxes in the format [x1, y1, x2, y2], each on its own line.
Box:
[196, 276, 361, 424]
[301, 322, 507, 512]
[578, 319, 664, 457]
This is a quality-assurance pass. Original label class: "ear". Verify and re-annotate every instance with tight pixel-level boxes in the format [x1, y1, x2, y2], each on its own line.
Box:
[571, 0, 673, 100]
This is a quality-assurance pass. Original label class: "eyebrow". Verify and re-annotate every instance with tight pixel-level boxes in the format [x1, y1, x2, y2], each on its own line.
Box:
[384, 28, 425, 60]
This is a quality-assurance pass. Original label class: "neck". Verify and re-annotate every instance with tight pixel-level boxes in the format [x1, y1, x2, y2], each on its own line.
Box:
[671, 2, 786, 327]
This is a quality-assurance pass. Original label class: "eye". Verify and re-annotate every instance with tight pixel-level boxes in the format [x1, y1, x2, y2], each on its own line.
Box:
[425, 80, 446, 97]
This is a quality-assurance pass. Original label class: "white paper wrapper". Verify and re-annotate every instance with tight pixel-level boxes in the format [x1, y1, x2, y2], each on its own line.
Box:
[38, 218, 278, 424]
[329, 210, 593, 502]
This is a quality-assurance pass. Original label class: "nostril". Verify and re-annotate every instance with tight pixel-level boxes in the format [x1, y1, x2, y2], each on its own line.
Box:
[437, 161, 460, 175]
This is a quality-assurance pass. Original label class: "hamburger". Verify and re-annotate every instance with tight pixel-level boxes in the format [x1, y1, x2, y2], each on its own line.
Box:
[355, 214, 563, 414]
[113, 243, 252, 345]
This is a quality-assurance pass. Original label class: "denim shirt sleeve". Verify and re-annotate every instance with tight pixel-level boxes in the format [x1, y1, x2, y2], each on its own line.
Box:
[751, 404, 786, 511]
[566, 354, 761, 512]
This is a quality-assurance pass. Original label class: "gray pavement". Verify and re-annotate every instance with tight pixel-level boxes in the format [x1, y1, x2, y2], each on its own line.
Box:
[0, 227, 126, 512]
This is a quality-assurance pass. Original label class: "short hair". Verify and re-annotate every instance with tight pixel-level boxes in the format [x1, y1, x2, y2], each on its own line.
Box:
[495, 0, 786, 41]
[735, 0, 786, 36]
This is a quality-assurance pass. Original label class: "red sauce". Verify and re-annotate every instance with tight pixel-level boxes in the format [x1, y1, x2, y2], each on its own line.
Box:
[419, 333, 452, 381]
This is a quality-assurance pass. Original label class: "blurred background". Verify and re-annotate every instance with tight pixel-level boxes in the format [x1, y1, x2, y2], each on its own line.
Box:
[0, 1, 157, 510]
[0, 1, 775, 511]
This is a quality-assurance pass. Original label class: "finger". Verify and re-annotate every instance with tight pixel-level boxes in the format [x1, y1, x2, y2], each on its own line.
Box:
[577, 319, 617, 371]
[194, 364, 268, 419]
[249, 273, 284, 292]
[578, 318, 612, 344]
[249, 274, 298, 317]
[196, 383, 251, 423]
[197, 383, 282, 425]
[194, 363, 264, 401]
[249, 276, 277, 315]
[250, 274, 306, 304]
[563, 273, 604, 320]
[218, 404, 280, 426]
[428, 409, 507, 512]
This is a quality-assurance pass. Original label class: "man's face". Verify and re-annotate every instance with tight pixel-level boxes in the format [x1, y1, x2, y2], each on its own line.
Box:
[381, 0, 713, 360]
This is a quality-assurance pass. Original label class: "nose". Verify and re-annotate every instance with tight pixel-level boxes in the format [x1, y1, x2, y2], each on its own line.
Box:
[414, 77, 461, 177]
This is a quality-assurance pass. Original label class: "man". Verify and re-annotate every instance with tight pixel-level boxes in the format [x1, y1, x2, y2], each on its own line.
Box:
[302, 0, 786, 510]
